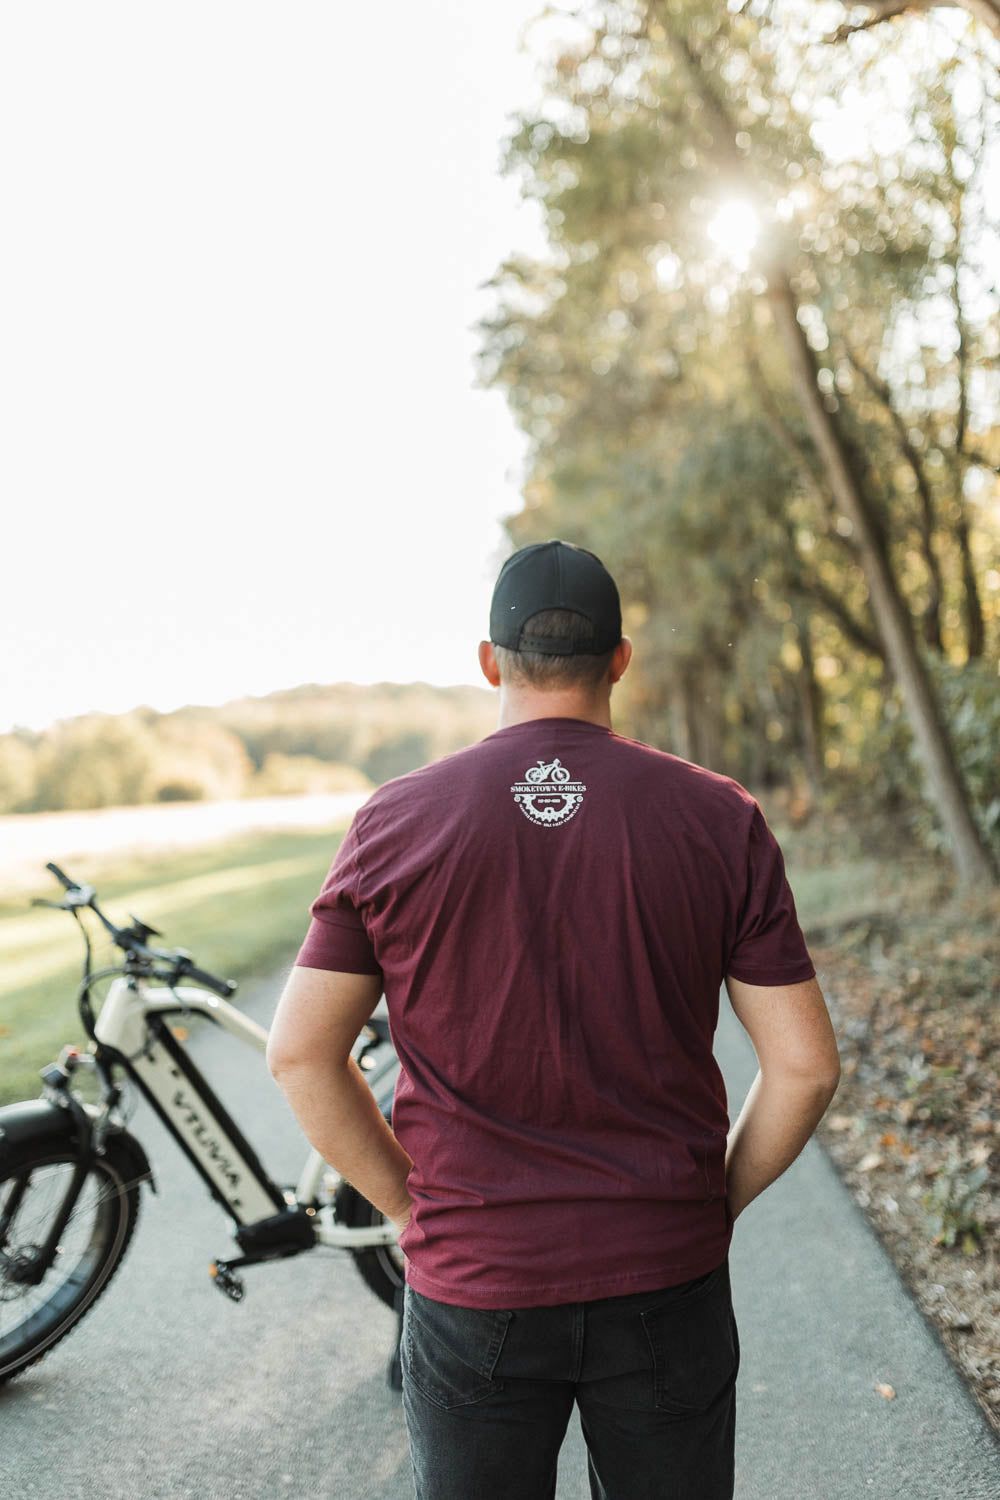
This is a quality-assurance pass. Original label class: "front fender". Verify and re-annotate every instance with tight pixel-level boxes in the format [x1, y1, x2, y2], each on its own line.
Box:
[0, 1097, 155, 1192]
[0, 1097, 78, 1158]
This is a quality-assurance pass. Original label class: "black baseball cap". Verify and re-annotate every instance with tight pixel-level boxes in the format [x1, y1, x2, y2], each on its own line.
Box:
[489, 539, 622, 656]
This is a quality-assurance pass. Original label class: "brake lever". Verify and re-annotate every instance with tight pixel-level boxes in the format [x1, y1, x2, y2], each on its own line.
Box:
[31, 889, 94, 910]
[62, 886, 96, 909]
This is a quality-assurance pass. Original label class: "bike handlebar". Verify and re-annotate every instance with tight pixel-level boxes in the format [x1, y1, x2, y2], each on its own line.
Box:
[172, 958, 237, 999]
[37, 863, 237, 999]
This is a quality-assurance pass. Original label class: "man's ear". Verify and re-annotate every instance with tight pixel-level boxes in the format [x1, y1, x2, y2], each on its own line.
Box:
[478, 640, 501, 688]
[609, 636, 632, 685]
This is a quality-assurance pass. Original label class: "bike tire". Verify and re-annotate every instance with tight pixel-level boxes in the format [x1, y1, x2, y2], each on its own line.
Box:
[334, 1182, 405, 1311]
[0, 1136, 141, 1384]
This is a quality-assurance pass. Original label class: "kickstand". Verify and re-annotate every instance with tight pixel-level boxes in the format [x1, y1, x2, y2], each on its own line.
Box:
[388, 1282, 404, 1392]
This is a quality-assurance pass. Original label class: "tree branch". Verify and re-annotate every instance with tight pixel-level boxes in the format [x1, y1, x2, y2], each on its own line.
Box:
[961, 447, 1000, 475]
[784, 557, 885, 660]
[826, 0, 921, 42]
[826, 0, 1000, 44]
[775, 506, 881, 663]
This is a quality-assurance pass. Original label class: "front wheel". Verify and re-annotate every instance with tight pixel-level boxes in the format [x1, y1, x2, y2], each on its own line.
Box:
[334, 1181, 405, 1311]
[0, 1137, 141, 1384]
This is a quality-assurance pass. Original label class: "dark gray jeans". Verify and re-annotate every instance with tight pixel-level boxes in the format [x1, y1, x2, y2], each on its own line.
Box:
[401, 1257, 739, 1500]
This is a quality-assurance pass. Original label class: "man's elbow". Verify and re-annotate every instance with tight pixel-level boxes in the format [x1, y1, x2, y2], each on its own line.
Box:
[266, 1037, 305, 1083]
[768, 1044, 841, 1100]
[265, 1041, 285, 1081]
[817, 1032, 842, 1095]
[266, 1037, 350, 1086]
[807, 1048, 841, 1103]
[817, 1058, 841, 1106]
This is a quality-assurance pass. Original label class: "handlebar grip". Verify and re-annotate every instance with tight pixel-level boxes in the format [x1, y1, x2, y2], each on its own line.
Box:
[182, 963, 237, 999]
[46, 862, 79, 890]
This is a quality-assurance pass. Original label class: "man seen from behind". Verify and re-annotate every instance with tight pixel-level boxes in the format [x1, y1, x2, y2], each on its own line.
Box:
[268, 540, 842, 1500]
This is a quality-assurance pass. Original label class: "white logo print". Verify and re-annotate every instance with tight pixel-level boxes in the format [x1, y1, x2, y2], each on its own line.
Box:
[511, 757, 587, 827]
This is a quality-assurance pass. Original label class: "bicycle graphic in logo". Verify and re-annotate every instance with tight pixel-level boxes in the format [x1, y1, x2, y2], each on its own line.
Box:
[510, 757, 587, 827]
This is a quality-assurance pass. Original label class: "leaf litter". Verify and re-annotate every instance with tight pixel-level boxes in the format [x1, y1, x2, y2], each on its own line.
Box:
[808, 874, 1000, 1435]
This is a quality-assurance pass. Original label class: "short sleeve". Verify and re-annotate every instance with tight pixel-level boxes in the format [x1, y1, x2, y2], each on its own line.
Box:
[726, 803, 815, 985]
[294, 816, 381, 976]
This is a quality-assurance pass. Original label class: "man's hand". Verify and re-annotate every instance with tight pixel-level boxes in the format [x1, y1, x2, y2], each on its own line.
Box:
[267, 966, 414, 1231]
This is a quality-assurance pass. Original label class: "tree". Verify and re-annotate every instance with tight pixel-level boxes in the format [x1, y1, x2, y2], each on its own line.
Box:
[478, 0, 998, 880]
[32, 714, 161, 810]
[0, 734, 37, 814]
[146, 715, 254, 802]
[658, 3, 996, 882]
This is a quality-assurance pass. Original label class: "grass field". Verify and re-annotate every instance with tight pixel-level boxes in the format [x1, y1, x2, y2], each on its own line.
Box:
[0, 822, 349, 1106]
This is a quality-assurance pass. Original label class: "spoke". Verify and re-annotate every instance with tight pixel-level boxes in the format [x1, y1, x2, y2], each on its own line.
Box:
[0, 1148, 136, 1377]
[3, 1163, 138, 1247]
[1, 1165, 103, 1312]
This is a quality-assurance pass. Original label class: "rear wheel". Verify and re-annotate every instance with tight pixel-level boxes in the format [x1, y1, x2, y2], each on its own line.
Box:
[0, 1139, 141, 1383]
[334, 1181, 405, 1311]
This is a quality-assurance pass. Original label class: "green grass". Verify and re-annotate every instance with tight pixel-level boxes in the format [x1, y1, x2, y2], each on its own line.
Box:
[784, 857, 885, 934]
[772, 815, 944, 941]
[0, 823, 349, 1106]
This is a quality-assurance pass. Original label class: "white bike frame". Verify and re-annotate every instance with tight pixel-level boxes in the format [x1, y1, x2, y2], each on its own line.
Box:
[93, 975, 398, 1249]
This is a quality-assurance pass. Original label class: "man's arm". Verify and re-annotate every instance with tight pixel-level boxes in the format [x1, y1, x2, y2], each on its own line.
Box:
[266, 966, 414, 1231]
[724, 974, 841, 1221]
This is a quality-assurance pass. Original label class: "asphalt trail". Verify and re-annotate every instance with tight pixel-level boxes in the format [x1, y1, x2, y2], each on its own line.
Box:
[3, 962, 997, 1497]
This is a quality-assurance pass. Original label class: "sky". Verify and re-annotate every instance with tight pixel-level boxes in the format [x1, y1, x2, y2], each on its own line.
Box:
[1, 2, 579, 732]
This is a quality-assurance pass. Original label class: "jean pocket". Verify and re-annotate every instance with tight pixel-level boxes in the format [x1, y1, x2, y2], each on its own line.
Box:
[640, 1260, 740, 1415]
[402, 1286, 513, 1411]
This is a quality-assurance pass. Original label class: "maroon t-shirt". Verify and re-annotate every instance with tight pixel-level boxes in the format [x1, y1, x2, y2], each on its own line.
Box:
[296, 717, 815, 1308]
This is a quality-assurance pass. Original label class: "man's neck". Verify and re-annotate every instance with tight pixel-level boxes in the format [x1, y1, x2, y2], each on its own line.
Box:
[495, 689, 613, 731]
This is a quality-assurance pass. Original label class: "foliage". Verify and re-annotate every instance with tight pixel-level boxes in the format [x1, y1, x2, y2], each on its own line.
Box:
[244, 753, 373, 798]
[921, 1156, 989, 1253]
[476, 0, 999, 854]
[0, 734, 36, 812]
[835, 655, 1000, 857]
[923, 657, 1000, 845]
[800, 831, 999, 1424]
[0, 683, 496, 815]
[203, 683, 495, 786]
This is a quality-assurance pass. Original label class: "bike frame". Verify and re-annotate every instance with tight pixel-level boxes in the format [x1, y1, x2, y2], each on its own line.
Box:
[92, 975, 398, 1249]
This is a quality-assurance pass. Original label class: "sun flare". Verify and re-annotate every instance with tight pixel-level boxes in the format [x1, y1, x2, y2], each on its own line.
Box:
[707, 199, 761, 270]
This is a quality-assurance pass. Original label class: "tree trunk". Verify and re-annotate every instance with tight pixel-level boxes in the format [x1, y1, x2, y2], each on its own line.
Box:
[963, 0, 1000, 35]
[795, 608, 825, 795]
[679, 661, 725, 773]
[950, 258, 987, 660]
[768, 271, 996, 886]
[954, 496, 986, 659]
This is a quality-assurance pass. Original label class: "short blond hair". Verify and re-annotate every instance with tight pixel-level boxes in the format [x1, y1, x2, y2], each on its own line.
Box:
[493, 609, 615, 689]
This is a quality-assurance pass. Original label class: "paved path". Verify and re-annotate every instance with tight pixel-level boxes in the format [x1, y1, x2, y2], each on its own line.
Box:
[714, 999, 1000, 1499]
[2, 966, 998, 1497]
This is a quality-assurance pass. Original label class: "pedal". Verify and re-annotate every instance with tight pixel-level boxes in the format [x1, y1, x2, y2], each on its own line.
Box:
[209, 1259, 245, 1302]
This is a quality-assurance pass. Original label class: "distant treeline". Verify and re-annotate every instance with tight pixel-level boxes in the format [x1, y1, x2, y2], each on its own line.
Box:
[0, 683, 498, 814]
